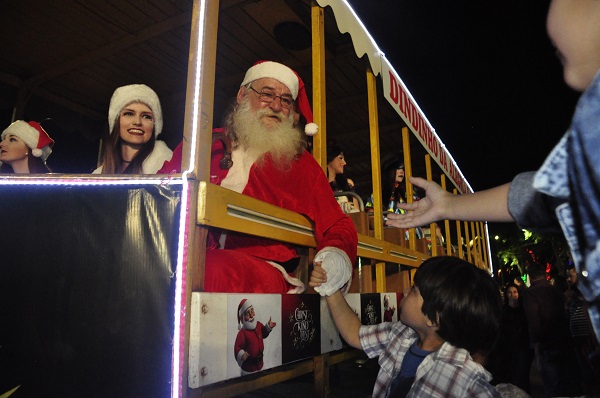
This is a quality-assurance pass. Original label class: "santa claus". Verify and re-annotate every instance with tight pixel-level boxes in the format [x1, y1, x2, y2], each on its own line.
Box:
[160, 61, 357, 294]
[234, 299, 276, 375]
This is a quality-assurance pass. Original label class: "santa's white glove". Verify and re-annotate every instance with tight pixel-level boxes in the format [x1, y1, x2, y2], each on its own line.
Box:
[313, 251, 351, 296]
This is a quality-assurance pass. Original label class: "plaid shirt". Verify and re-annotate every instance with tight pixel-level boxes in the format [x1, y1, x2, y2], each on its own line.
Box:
[359, 322, 500, 397]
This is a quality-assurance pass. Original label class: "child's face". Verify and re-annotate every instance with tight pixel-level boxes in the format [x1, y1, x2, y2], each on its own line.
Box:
[400, 285, 431, 330]
[547, 0, 600, 91]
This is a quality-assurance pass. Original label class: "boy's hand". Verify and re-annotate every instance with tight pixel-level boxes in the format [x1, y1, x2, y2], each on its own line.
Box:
[386, 176, 448, 228]
[311, 251, 351, 296]
[309, 263, 328, 288]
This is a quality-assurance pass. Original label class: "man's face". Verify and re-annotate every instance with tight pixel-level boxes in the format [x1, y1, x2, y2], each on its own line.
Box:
[238, 78, 294, 127]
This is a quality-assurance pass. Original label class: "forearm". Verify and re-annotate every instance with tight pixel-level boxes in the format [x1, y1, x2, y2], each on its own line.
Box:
[325, 291, 362, 349]
[446, 183, 513, 222]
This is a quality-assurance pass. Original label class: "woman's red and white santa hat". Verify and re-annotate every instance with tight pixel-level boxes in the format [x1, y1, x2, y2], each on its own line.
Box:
[241, 60, 318, 136]
[108, 84, 163, 136]
[1, 120, 55, 162]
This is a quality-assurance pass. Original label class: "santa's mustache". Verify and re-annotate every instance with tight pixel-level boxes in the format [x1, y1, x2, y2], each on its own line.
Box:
[256, 108, 283, 122]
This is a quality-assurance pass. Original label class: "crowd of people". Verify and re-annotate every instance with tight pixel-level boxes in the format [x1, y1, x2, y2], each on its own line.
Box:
[5, 0, 600, 395]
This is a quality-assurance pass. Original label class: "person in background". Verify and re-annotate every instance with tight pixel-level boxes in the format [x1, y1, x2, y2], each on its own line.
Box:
[327, 143, 359, 212]
[521, 263, 582, 397]
[385, 0, 600, 346]
[487, 283, 533, 394]
[94, 84, 172, 174]
[0, 120, 54, 173]
[565, 264, 600, 396]
[383, 162, 407, 212]
[311, 255, 503, 397]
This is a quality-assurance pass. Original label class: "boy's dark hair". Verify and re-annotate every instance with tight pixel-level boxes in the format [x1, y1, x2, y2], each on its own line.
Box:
[414, 256, 502, 354]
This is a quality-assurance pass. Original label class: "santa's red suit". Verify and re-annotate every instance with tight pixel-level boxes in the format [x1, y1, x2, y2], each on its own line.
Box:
[234, 320, 271, 373]
[160, 139, 358, 293]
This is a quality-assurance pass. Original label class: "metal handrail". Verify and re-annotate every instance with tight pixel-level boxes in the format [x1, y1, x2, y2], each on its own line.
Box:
[333, 191, 365, 212]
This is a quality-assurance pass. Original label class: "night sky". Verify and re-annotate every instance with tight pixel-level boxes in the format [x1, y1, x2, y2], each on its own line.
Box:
[346, 0, 581, 240]
[347, 0, 580, 191]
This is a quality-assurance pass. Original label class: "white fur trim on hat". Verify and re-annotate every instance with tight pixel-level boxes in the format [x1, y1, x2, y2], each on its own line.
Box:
[1, 120, 54, 162]
[108, 84, 163, 136]
[238, 299, 253, 321]
[2, 121, 39, 151]
[241, 61, 299, 99]
[305, 123, 318, 136]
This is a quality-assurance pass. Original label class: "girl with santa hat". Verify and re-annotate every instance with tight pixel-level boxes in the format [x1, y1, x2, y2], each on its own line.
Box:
[94, 84, 173, 174]
[0, 120, 54, 173]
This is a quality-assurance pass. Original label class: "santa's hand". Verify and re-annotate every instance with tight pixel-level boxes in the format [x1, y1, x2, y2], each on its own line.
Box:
[312, 251, 351, 296]
[241, 352, 249, 362]
[268, 317, 276, 329]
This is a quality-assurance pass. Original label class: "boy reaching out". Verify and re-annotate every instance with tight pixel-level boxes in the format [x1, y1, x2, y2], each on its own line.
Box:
[311, 256, 502, 397]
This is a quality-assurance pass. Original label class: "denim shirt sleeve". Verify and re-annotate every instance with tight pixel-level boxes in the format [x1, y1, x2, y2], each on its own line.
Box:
[507, 171, 564, 234]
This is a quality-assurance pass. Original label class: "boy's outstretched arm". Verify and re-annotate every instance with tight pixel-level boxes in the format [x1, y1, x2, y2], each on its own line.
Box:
[310, 264, 362, 349]
[385, 176, 514, 228]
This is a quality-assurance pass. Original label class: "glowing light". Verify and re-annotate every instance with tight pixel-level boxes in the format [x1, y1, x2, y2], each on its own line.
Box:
[171, 0, 208, 396]
[0, 176, 182, 186]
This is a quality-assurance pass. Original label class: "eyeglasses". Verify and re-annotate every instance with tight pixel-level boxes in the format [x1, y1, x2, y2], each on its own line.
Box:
[248, 86, 295, 109]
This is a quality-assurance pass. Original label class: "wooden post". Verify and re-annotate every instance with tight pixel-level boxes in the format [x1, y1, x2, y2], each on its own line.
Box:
[311, 2, 327, 170]
[402, 128, 417, 251]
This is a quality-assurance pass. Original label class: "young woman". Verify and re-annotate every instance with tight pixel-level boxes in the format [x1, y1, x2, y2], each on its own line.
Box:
[0, 120, 54, 173]
[327, 144, 359, 212]
[94, 84, 172, 174]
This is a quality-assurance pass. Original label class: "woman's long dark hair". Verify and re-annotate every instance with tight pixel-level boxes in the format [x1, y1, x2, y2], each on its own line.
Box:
[327, 144, 352, 192]
[0, 152, 51, 173]
[99, 117, 156, 174]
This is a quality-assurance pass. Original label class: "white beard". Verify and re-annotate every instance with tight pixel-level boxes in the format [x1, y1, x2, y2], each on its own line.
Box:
[232, 99, 304, 169]
[243, 317, 257, 331]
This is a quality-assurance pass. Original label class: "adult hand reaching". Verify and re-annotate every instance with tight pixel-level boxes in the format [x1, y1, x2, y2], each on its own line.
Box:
[386, 177, 514, 227]
[385, 177, 450, 228]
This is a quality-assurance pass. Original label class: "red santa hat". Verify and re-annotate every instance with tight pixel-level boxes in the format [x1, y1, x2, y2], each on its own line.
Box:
[237, 299, 253, 330]
[108, 84, 163, 136]
[241, 60, 318, 136]
[1, 120, 55, 162]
